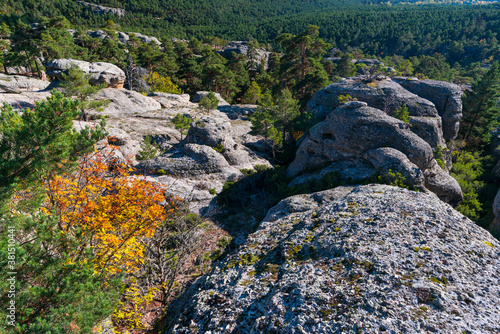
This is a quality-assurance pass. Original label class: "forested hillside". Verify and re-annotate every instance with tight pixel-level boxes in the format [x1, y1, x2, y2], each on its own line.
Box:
[2, 0, 500, 67]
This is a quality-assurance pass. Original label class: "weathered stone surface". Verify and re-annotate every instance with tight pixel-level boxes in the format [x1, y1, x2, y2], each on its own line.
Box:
[167, 184, 500, 334]
[0, 74, 51, 93]
[288, 102, 462, 205]
[76, 1, 125, 16]
[184, 116, 270, 169]
[308, 77, 438, 120]
[138, 144, 241, 179]
[362, 147, 425, 189]
[128, 32, 162, 46]
[192, 91, 230, 106]
[46, 59, 126, 88]
[392, 77, 463, 141]
[0, 91, 52, 110]
[218, 41, 270, 69]
[148, 92, 194, 108]
[409, 116, 446, 148]
[92, 88, 161, 117]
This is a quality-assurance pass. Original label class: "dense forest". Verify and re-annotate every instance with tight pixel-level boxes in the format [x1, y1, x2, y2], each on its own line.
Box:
[1, 0, 500, 67]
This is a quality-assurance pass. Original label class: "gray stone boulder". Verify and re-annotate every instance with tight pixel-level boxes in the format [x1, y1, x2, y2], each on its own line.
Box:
[137, 143, 242, 179]
[307, 77, 463, 148]
[392, 77, 463, 141]
[0, 74, 51, 93]
[308, 77, 438, 120]
[184, 116, 269, 168]
[46, 59, 126, 88]
[148, 92, 195, 108]
[0, 91, 52, 110]
[167, 184, 500, 334]
[128, 32, 162, 46]
[92, 88, 161, 117]
[218, 41, 270, 69]
[76, 1, 125, 16]
[288, 102, 462, 205]
[491, 189, 500, 237]
[192, 91, 230, 106]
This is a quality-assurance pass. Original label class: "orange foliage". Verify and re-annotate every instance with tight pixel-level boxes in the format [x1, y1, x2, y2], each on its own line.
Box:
[43, 148, 174, 276]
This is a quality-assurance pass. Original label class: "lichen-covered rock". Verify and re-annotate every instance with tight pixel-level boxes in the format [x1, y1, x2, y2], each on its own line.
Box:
[0, 74, 51, 93]
[167, 184, 500, 334]
[288, 102, 462, 205]
[46, 59, 126, 88]
[76, 1, 125, 16]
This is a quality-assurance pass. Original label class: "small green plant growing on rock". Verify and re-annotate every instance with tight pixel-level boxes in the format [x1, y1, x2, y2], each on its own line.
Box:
[137, 135, 159, 161]
[213, 144, 224, 153]
[394, 104, 410, 123]
[338, 94, 357, 104]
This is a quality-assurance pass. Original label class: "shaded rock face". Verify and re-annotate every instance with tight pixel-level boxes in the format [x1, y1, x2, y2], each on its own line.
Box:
[168, 185, 500, 334]
[392, 78, 463, 141]
[46, 59, 126, 88]
[288, 102, 462, 205]
[491, 189, 500, 237]
[307, 77, 463, 146]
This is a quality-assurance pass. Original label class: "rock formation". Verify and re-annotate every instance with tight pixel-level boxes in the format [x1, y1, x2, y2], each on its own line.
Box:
[192, 91, 230, 106]
[288, 101, 462, 205]
[0, 74, 52, 110]
[46, 59, 126, 88]
[218, 41, 270, 69]
[307, 76, 463, 146]
[167, 184, 500, 334]
[76, 1, 125, 16]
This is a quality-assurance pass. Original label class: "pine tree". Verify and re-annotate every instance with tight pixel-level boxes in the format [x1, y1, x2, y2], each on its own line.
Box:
[459, 61, 500, 149]
[199, 92, 219, 113]
[242, 81, 263, 104]
[59, 66, 108, 120]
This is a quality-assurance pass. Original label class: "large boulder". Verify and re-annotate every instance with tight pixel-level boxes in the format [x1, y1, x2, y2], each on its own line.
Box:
[307, 77, 463, 148]
[288, 101, 462, 205]
[92, 88, 161, 117]
[0, 91, 52, 110]
[148, 92, 195, 109]
[308, 77, 439, 120]
[0, 74, 51, 93]
[76, 1, 125, 16]
[218, 41, 270, 69]
[46, 59, 126, 88]
[392, 77, 463, 141]
[167, 184, 500, 334]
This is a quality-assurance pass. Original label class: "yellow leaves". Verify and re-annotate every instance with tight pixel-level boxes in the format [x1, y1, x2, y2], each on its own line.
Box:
[43, 147, 171, 276]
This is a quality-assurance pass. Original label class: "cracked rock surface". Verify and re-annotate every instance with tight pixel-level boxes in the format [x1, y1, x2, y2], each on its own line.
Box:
[167, 184, 500, 334]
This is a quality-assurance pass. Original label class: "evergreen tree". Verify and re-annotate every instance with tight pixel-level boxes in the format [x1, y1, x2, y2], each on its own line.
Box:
[199, 92, 219, 113]
[242, 81, 263, 104]
[59, 67, 107, 121]
[276, 25, 330, 107]
[459, 61, 500, 149]
[337, 53, 356, 78]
